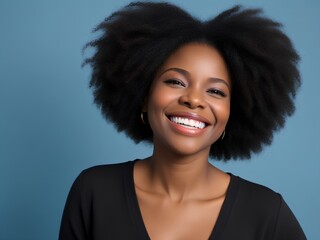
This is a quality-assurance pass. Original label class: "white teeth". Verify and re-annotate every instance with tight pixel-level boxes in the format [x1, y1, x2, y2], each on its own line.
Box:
[170, 116, 206, 129]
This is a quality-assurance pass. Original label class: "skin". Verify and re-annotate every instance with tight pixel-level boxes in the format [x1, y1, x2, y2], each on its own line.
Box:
[134, 43, 231, 240]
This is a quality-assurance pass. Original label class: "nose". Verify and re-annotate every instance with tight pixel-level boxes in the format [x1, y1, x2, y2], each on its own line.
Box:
[178, 87, 206, 109]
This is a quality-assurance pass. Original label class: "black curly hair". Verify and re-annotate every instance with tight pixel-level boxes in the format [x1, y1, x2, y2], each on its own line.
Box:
[84, 1, 300, 160]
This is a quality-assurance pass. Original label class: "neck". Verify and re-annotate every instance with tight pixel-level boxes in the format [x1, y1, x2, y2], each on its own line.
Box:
[146, 147, 213, 202]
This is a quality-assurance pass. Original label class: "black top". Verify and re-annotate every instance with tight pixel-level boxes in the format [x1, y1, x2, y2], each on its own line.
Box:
[59, 160, 306, 240]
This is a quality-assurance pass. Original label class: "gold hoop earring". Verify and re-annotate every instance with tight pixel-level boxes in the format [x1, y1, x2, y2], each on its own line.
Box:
[141, 112, 147, 124]
[221, 130, 225, 140]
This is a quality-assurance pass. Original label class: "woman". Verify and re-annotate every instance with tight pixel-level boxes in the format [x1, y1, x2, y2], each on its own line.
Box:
[59, 2, 306, 239]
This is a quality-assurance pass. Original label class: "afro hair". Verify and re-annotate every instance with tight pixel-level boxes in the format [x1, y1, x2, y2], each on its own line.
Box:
[84, 2, 300, 160]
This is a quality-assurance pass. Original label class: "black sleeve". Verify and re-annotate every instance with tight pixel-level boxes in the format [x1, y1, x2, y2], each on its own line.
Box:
[59, 172, 91, 240]
[272, 196, 306, 240]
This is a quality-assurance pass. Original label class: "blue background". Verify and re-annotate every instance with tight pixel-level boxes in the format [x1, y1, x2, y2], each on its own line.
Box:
[1, 0, 319, 239]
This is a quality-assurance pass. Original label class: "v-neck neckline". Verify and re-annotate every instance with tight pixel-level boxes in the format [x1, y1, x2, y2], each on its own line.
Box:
[125, 160, 239, 240]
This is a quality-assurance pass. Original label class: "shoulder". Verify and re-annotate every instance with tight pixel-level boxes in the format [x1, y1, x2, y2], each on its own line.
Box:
[234, 174, 282, 204]
[230, 175, 306, 239]
[229, 174, 283, 226]
[60, 160, 138, 239]
[73, 160, 135, 193]
[81, 160, 133, 179]
[219, 174, 306, 239]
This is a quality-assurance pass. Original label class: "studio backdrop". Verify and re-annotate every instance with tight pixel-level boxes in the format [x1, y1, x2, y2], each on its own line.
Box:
[0, 0, 319, 239]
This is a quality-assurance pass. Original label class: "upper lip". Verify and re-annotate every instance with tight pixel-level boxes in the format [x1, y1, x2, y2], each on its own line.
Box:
[165, 111, 212, 126]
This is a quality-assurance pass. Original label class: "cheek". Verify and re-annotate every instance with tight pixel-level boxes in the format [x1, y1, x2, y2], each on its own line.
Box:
[223, 101, 231, 119]
[146, 88, 167, 126]
[211, 100, 230, 124]
[147, 86, 177, 113]
[146, 87, 179, 136]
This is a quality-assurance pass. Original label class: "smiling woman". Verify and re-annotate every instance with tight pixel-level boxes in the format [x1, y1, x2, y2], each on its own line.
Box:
[145, 43, 230, 157]
[59, 2, 306, 240]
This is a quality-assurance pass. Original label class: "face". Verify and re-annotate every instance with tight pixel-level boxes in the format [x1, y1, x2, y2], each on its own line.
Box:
[145, 43, 231, 157]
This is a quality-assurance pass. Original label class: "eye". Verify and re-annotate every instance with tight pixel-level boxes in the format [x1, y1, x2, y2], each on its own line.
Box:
[207, 88, 226, 97]
[164, 79, 186, 87]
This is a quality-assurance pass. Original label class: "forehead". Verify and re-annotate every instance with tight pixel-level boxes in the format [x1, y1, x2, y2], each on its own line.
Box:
[156, 43, 230, 84]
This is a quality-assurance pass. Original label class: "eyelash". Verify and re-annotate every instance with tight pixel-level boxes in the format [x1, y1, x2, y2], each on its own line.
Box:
[207, 89, 226, 97]
[164, 79, 185, 87]
[164, 79, 226, 97]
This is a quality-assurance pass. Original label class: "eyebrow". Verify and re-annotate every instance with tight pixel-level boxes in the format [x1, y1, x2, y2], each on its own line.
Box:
[160, 67, 231, 89]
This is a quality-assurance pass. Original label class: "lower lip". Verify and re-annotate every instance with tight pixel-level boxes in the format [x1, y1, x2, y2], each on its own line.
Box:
[167, 118, 207, 137]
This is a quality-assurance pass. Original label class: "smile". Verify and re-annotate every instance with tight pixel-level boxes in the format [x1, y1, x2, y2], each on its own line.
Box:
[169, 116, 206, 129]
